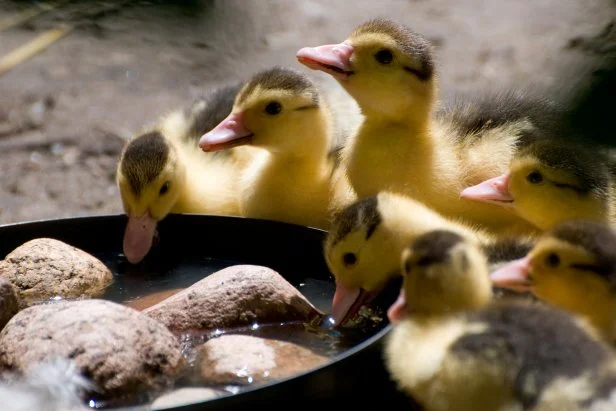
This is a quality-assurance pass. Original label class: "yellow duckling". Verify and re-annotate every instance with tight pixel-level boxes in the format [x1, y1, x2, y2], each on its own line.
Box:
[199, 67, 357, 230]
[461, 139, 616, 231]
[491, 220, 616, 343]
[297, 18, 564, 236]
[117, 83, 253, 264]
[385, 229, 616, 411]
[325, 191, 535, 326]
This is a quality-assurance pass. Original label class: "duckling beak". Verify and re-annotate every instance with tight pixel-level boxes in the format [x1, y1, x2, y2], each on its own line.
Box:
[387, 290, 407, 324]
[331, 283, 373, 326]
[199, 112, 254, 152]
[123, 212, 157, 264]
[460, 173, 514, 207]
[296, 43, 355, 80]
[490, 257, 533, 292]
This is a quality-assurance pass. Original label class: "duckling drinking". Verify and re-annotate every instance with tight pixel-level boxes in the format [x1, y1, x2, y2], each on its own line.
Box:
[385, 229, 616, 411]
[297, 18, 564, 236]
[461, 139, 616, 231]
[325, 191, 534, 326]
[491, 220, 616, 343]
[199, 67, 356, 230]
[117, 83, 253, 264]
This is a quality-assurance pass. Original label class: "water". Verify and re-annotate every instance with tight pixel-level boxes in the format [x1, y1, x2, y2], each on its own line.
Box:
[86, 252, 387, 409]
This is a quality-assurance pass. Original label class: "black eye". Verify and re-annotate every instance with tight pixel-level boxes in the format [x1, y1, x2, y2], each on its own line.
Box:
[265, 101, 282, 115]
[159, 181, 170, 196]
[526, 171, 543, 184]
[546, 253, 560, 268]
[374, 49, 393, 65]
[343, 253, 357, 267]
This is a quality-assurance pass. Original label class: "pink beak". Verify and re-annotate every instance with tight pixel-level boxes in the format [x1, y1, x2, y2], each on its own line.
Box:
[123, 212, 157, 264]
[331, 282, 372, 326]
[461, 173, 514, 207]
[490, 256, 533, 293]
[387, 289, 407, 324]
[296, 42, 355, 80]
[199, 112, 254, 152]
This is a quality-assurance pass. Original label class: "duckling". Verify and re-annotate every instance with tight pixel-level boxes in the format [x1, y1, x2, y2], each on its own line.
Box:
[461, 138, 616, 231]
[385, 229, 616, 411]
[491, 220, 616, 343]
[325, 191, 535, 326]
[117, 82, 254, 264]
[0, 358, 92, 411]
[199, 67, 357, 230]
[297, 18, 565, 236]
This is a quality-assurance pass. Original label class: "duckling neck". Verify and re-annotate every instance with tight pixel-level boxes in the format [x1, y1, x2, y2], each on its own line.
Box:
[346, 114, 446, 200]
[240, 144, 333, 229]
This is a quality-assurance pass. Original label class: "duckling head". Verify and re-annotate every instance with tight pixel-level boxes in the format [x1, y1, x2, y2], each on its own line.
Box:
[491, 220, 616, 335]
[388, 230, 492, 322]
[325, 195, 400, 326]
[116, 130, 185, 264]
[297, 18, 435, 121]
[199, 67, 326, 156]
[461, 140, 611, 230]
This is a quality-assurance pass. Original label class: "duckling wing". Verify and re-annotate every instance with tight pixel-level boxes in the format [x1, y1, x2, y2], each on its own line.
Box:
[451, 303, 611, 409]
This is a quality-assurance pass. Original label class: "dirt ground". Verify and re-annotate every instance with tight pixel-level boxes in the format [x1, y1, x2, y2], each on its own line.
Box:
[0, 0, 614, 225]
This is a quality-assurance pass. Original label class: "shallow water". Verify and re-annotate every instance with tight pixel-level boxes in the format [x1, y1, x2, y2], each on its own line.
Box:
[87, 252, 387, 409]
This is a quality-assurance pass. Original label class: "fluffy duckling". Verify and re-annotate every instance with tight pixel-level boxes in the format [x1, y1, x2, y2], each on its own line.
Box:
[325, 191, 535, 326]
[385, 229, 616, 411]
[0, 358, 92, 411]
[491, 220, 616, 342]
[117, 83, 254, 264]
[297, 18, 564, 236]
[199, 67, 356, 230]
[461, 139, 616, 231]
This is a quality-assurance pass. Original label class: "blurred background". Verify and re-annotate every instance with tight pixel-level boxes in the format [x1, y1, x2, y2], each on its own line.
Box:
[0, 0, 614, 225]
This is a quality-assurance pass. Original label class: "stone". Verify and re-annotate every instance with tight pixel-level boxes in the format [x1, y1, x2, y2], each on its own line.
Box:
[0, 277, 18, 330]
[144, 265, 322, 333]
[194, 334, 328, 386]
[0, 238, 113, 308]
[0, 299, 184, 405]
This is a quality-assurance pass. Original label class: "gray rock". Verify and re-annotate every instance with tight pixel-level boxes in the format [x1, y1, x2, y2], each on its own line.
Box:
[0, 238, 113, 308]
[144, 265, 323, 332]
[0, 277, 18, 331]
[0, 299, 184, 404]
[194, 334, 328, 385]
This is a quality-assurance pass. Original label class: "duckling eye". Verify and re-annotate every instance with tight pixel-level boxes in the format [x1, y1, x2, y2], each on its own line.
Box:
[159, 181, 170, 196]
[343, 252, 357, 267]
[526, 171, 544, 184]
[545, 253, 560, 268]
[374, 49, 393, 65]
[265, 101, 282, 115]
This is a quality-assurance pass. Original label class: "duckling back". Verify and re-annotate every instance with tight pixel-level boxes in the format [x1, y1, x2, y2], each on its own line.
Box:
[386, 301, 616, 411]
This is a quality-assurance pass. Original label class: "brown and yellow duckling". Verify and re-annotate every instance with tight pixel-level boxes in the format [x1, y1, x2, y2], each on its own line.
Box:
[199, 67, 356, 230]
[325, 191, 535, 326]
[297, 18, 563, 237]
[117, 83, 254, 264]
[462, 139, 616, 231]
[385, 229, 616, 411]
[491, 220, 616, 343]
